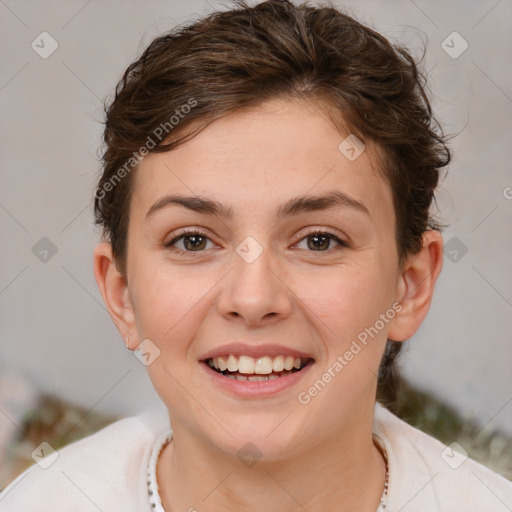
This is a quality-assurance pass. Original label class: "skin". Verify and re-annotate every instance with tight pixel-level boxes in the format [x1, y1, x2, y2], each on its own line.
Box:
[94, 98, 443, 512]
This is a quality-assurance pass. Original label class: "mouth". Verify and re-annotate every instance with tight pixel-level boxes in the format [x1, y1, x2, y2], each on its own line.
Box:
[204, 354, 314, 382]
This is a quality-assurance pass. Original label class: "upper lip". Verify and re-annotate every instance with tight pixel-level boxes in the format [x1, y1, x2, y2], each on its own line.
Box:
[199, 343, 315, 361]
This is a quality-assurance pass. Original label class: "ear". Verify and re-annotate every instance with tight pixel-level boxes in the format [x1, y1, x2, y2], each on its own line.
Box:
[93, 242, 137, 349]
[387, 230, 443, 342]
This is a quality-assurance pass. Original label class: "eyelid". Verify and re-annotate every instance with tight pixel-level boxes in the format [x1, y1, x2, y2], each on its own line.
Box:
[164, 226, 350, 253]
[294, 227, 350, 248]
[164, 228, 217, 249]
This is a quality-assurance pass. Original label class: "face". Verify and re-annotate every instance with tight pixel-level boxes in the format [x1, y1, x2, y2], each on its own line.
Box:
[110, 99, 407, 458]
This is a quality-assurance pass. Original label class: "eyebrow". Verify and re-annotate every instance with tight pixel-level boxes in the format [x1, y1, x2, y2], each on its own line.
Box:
[145, 190, 370, 221]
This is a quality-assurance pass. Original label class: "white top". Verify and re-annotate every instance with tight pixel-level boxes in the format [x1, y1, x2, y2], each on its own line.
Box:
[1, 402, 511, 511]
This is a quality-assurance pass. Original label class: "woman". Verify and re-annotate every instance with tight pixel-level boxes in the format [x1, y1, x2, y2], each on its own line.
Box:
[2, 0, 511, 510]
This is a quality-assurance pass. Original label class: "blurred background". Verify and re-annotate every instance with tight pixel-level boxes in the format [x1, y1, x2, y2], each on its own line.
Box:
[1, 0, 511, 490]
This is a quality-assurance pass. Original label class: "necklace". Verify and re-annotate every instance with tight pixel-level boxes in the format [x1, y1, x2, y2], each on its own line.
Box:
[147, 431, 389, 511]
[374, 433, 389, 512]
[147, 430, 172, 511]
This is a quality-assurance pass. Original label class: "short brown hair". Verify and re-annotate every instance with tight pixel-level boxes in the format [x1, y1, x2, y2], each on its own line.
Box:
[94, 0, 451, 406]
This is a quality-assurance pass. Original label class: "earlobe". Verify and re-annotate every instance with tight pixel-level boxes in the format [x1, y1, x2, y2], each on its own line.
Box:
[387, 230, 444, 342]
[93, 242, 136, 344]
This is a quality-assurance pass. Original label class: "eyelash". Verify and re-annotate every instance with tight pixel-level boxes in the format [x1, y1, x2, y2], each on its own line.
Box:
[164, 228, 349, 254]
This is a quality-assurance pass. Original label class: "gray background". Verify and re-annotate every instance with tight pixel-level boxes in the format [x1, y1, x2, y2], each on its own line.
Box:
[1, 0, 511, 435]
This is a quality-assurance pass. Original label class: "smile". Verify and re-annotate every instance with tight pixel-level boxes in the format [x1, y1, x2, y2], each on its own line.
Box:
[205, 355, 312, 381]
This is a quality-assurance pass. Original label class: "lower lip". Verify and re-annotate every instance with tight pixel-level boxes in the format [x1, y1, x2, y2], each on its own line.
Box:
[199, 360, 314, 398]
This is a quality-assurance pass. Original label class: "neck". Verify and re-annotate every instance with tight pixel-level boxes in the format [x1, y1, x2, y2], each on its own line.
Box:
[157, 406, 386, 512]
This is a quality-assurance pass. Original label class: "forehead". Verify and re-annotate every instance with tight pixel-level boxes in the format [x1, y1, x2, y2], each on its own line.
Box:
[131, 98, 394, 227]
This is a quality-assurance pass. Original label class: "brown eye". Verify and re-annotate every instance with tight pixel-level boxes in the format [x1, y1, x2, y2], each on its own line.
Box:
[296, 231, 348, 252]
[307, 233, 330, 251]
[165, 230, 214, 252]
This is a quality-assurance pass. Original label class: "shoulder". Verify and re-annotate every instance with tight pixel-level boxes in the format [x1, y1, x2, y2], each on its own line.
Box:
[0, 408, 170, 512]
[374, 402, 512, 512]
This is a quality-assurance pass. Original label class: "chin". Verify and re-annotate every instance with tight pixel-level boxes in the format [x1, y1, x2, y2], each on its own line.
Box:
[198, 413, 304, 460]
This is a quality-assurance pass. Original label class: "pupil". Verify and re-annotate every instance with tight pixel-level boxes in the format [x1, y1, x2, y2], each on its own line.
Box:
[308, 234, 329, 251]
[185, 235, 206, 251]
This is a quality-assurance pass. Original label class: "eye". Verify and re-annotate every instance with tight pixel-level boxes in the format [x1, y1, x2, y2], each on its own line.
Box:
[164, 229, 215, 252]
[164, 228, 348, 254]
[295, 230, 349, 252]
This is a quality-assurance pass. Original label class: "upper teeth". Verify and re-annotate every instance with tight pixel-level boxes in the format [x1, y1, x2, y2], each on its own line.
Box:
[207, 355, 305, 374]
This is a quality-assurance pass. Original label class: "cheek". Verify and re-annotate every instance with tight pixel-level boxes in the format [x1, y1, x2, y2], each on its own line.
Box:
[297, 267, 393, 407]
[131, 271, 212, 407]
[300, 264, 393, 341]
[130, 268, 209, 352]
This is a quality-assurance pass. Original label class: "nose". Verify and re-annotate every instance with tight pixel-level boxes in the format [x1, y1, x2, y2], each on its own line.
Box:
[217, 241, 293, 327]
